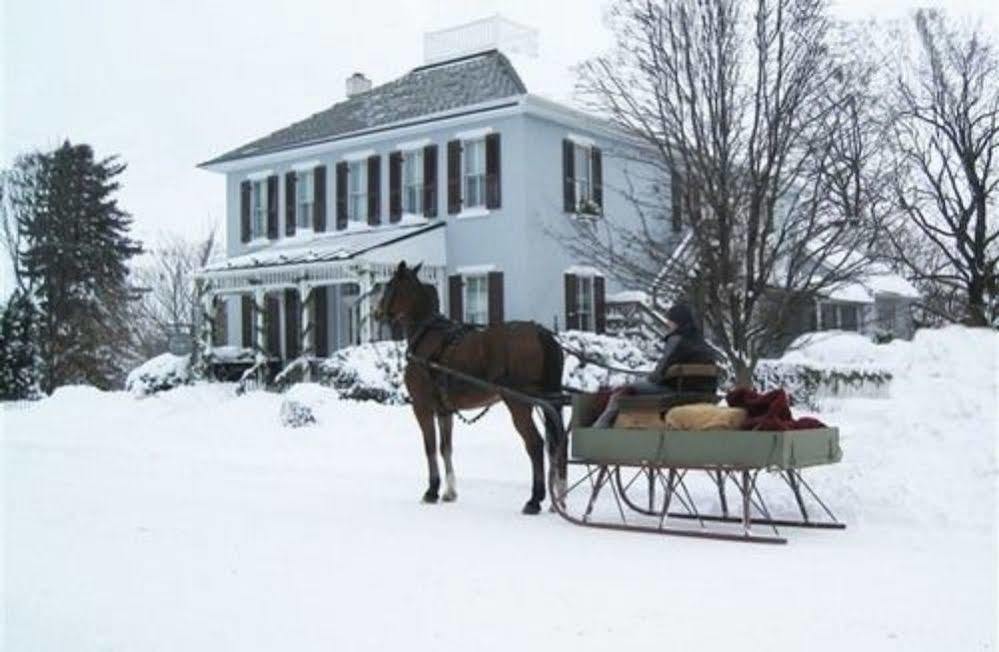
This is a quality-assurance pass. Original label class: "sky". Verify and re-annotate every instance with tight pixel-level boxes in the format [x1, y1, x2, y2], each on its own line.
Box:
[2, 0, 997, 294]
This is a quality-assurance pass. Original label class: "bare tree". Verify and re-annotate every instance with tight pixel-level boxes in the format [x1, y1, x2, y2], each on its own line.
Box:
[568, 0, 878, 383]
[886, 9, 999, 326]
[132, 230, 218, 359]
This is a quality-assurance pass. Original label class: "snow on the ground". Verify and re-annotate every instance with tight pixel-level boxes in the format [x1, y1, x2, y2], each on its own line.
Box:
[3, 327, 997, 651]
[781, 330, 911, 370]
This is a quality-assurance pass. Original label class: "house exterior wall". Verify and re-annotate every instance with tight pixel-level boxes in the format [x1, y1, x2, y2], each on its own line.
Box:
[216, 105, 665, 337]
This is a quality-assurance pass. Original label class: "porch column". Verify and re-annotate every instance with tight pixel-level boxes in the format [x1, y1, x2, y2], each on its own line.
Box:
[254, 287, 266, 384]
[300, 282, 313, 382]
[359, 270, 374, 344]
[200, 290, 215, 354]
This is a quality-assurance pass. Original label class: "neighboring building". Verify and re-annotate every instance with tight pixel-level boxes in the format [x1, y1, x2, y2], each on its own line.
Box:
[196, 18, 668, 373]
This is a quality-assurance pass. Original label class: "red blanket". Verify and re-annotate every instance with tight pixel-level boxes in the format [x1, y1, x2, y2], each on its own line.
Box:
[725, 388, 826, 431]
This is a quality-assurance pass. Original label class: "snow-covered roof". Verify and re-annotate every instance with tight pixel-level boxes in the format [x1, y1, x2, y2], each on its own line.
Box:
[200, 221, 444, 274]
[822, 270, 920, 304]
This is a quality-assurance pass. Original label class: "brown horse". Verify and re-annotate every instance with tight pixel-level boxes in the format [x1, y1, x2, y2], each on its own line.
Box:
[374, 261, 565, 514]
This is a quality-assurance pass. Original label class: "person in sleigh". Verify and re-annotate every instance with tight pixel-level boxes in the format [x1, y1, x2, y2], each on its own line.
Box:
[592, 303, 718, 428]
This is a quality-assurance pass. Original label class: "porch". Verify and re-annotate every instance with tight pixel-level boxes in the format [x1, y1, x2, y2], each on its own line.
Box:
[195, 222, 446, 381]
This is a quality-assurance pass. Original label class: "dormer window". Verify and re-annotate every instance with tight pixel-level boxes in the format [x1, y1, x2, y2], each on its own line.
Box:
[296, 169, 314, 229]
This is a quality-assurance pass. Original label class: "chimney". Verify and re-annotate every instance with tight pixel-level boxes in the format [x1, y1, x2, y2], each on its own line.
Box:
[346, 72, 372, 98]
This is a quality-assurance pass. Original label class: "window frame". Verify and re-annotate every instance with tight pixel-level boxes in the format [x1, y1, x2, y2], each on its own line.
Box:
[403, 149, 424, 215]
[577, 275, 594, 332]
[250, 179, 266, 239]
[574, 143, 592, 208]
[296, 169, 314, 230]
[818, 301, 863, 332]
[462, 274, 489, 326]
[348, 161, 367, 223]
[462, 138, 487, 210]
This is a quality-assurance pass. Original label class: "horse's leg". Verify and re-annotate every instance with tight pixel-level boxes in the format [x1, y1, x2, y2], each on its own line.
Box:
[507, 401, 546, 515]
[437, 413, 457, 502]
[413, 403, 440, 503]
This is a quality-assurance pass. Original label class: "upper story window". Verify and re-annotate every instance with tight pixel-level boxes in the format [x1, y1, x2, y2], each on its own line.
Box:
[403, 150, 424, 215]
[576, 275, 594, 332]
[574, 144, 592, 205]
[463, 274, 489, 325]
[251, 179, 266, 238]
[463, 138, 486, 209]
[348, 161, 367, 223]
[296, 169, 314, 229]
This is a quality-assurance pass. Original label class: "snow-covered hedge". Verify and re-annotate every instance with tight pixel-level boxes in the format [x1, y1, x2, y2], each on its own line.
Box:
[558, 330, 658, 391]
[125, 353, 191, 396]
[317, 341, 410, 404]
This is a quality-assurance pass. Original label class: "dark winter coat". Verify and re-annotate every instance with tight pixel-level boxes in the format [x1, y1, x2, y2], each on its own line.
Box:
[646, 304, 718, 387]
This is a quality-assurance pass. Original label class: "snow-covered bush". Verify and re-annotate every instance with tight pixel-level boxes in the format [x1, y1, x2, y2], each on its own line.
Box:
[318, 341, 409, 404]
[279, 399, 316, 428]
[125, 353, 191, 396]
[557, 330, 658, 391]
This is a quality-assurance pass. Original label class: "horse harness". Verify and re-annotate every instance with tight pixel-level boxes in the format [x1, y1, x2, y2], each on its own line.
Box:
[406, 314, 492, 424]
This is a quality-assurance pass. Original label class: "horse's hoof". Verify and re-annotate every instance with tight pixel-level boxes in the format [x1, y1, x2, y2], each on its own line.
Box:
[422, 491, 439, 504]
[522, 501, 542, 515]
[442, 489, 457, 502]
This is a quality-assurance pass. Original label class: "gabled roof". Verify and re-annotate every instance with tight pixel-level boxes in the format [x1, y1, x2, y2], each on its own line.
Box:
[201, 50, 526, 167]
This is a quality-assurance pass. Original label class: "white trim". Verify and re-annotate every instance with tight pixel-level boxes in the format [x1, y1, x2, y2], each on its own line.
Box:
[567, 132, 596, 147]
[456, 264, 497, 274]
[291, 160, 321, 171]
[246, 169, 274, 180]
[455, 126, 494, 140]
[247, 237, 271, 249]
[342, 148, 376, 162]
[565, 265, 604, 277]
[396, 137, 431, 152]
[455, 207, 490, 220]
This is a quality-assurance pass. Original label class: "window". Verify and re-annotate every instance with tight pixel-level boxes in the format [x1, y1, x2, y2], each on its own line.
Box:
[296, 170, 314, 229]
[463, 275, 488, 325]
[574, 144, 592, 207]
[250, 180, 266, 238]
[463, 139, 486, 209]
[577, 275, 594, 331]
[819, 302, 862, 332]
[403, 150, 424, 215]
[877, 302, 895, 333]
[348, 161, 366, 222]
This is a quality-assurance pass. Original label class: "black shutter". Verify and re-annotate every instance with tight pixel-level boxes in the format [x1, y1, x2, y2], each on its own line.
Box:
[266, 175, 279, 239]
[485, 133, 501, 209]
[671, 169, 682, 232]
[265, 294, 281, 357]
[447, 140, 461, 215]
[336, 162, 348, 230]
[285, 172, 296, 237]
[284, 289, 301, 359]
[594, 275, 606, 334]
[564, 274, 579, 330]
[448, 275, 463, 321]
[389, 151, 402, 222]
[313, 286, 329, 357]
[591, 146, 603, 212]
[367, 155, 381, 226]
[423, 144, 438, 218]
[240, 181, 251, 243]
[241, 295, 254, 347]
[563, 139, 576, 213]
[487, 271, 504, 324]
[314, 165, 327, 232]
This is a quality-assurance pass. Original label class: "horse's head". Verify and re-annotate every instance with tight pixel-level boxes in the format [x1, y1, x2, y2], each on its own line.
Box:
[374, 261, 429, 325]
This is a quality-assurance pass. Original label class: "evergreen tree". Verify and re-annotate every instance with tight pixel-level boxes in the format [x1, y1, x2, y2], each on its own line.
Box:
[11, 141, 142, 392]
[0, 289, 41, 400]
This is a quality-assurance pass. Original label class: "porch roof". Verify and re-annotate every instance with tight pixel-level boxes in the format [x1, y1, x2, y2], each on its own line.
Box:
[200, 220, 446, 275]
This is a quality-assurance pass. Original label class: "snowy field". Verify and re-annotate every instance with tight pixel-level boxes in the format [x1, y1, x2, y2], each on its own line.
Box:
[3, 327, 997, 651]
